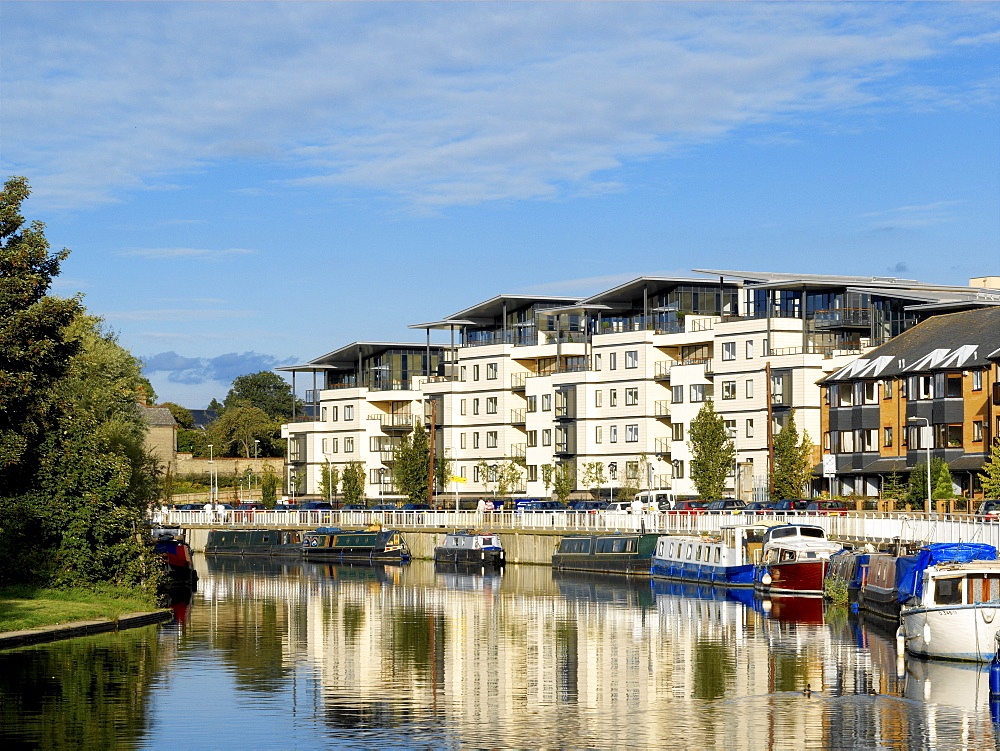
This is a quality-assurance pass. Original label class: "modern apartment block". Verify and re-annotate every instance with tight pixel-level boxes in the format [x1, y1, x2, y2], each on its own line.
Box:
[819, 306, 1000, 500]
[281, 271, 999, 501]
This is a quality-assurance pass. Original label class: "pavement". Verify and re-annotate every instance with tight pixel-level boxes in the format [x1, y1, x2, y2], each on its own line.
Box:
[0, 610, 173, 650]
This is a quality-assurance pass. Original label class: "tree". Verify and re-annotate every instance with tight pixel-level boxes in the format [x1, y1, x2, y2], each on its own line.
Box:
[907, 456, 950, 508]
[261, 466, 278, 507]
[319, 463, 340, 502]
[880, 472, 907, 509]
[136, 377, 157, 405]
[223, 371, 299, 420]
[933, 462, 955, 500]
[688, 400, 734, 501]
[161, 402, 194, 429]
[494, 460, 523, 505]
[207, 398, 225, 414]
[394, 421, 430, 504]
[476, 459, 496, 500]
[553, 463, 575, 504]
[980, 439, 1000, 499]
[771, 410, 813, 501]
[581, 462, 607, 498]
[541, 464, 555, 498]
[434, 453, 452, 495]
[208, 404, 275, 458]
[341, 461, 366, 504]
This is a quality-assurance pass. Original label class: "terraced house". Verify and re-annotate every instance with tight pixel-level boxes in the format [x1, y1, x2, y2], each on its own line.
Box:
[281, 271, 999, 502]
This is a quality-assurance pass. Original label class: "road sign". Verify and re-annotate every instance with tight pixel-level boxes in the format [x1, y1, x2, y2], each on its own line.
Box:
[450, 476, 467, 483]
[822, 455, 836, 478]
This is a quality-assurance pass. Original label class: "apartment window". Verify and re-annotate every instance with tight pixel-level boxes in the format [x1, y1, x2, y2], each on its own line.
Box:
[625, 424, 639, 442]
[473, 465, 480, 483]
[473, 398, 480, 415]
[671, 385, 684, 404]
[690, 384, 707, 403]
[344, 405, 354, 421]
[595, 426, 603, 444]
[460, 366, 467, 382]
[838, 431, 854, 453]
[527, 396, 537, 413]
[460, 399, 467, 416]
[609, 389, 618, 407]
[344, 437, 354, 453]
[883, 380, 893, 400]
[610, 426, 618, 443]
[746, 419, 754, 439]
[861, 381, 877, 404]
[672, 423, 684, 441]
[473, 432, 480, 449]
[473, 364, 480, 381]
[883, 427, 893, 447]
[722, 381, 736, 400]
[745, 341, 754, 359]
[625, 461, 639, 479]
[860, 429, 877, 452]
[486, 431, 498, 449]
[973, 371, 983, 391]
[594, 354, 602, 371]
[609, 463, 618, 480]
[321, 407, 328, 421]
[723, 420, 736, 439]
[745, 380, 754, 399]
[625, 388, 638, 406]
[609, 352, 617, 370]
[331, 406, 338, 421]
[625, 350, 638, 369]
[542, 429, 552, 446]
[672, 460, 684, 479]
[541, 394, 552, 411]
[369, 469, 381, 484]
[460, 465, 467, 479]
[527, 430, 538, 447]
[486, 397, 498, 414]
[974, 421, 984, 442]
[762, 339, 770, 357]
[460, 433, 467, 449]
[595, 390, 603, 408]
[322, 437, 330, 453]
[936, 424, 963, 449]
[526, 465, 538, 483]
[722, 342, 736, 361]
[486, 363, 498, 380]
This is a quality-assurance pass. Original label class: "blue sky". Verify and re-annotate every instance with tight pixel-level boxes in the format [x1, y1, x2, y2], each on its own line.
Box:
[4, 2, 998, 408]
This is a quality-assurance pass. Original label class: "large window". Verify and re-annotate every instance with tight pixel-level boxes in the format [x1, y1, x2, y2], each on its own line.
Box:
[344, 437, 354, 453]
[486, 363, 498, 380]
[486, 431, 498, 448]
[724, 420, 736, 439]
[626, 424, 639, 442]
[625, 388, 638, 406]
[486, 397, 497, 414]
[722, 342, 736, 361]
[672, 422, 684, 441]
[542, 394, 552, 411]
[527, 395, 537, 413]
[527, 430, 538, 447]
[542, 429, 552, 446]
[625, 350, 638, 369]
[722, 381, 736, 400]
[690, 384, 707, 403]
[671, 385, 684, 404]
[344, 405, 354, 421]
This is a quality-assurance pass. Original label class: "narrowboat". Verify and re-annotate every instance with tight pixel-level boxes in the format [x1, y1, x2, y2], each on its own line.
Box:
[551, 533, 659, 575]
[205, 528, 304, 556]
[152, 527, 198, 596]
[897, 543, 1000, 661]
[857, 553, 910, 619]
[301, 526, 410, 562]
[753, 524, 843, 596]
[650, 525, 767, 586]
[433, 530, 505, 566]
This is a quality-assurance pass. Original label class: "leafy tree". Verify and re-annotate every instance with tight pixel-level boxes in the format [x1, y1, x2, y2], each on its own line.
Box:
[552, 462, 575, 504]
[618, 461, 641, 501]
[688, 400, 734, 501]
[223, 371, 299, 420]
[394, 421, 430, 503]
[136, 376, 157, 405]
[176, 427, 208, 456]
[341, 461, 366, 504]
[208, 404, 275, 458]
[980, 439, 1000, 499]
[476, 459, 496, 500]
[880, 472, 907, 509]
[319, 463, 340, 502]
[160, 402, 194, 429]
[907, 456, 950, 508]
[434, 453, 452, 495]
[261, 466, 278, 507]
[581, 462, 607, 497]
[933, 462, 955, 500]
[541, 464, 555, 497]
[494, 459, 523, 505]
[207, 397, 225, 414]
[771, 410, 813, 502]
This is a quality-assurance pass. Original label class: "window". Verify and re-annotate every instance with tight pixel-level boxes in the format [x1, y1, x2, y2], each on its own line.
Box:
[722, 381, 736, 400]
[473, 465, 480, 482]
[973, 371, 983, 391]
[762, 339, 770, 357]
[486, 397, 497, 414]
[526, 465, 538, 482]
[473, 432, 480, 449]
[626, 424, 639, 442]
[473, 398, 480, 415]
[625, 460, 639, 479]
[460, 433, 467, 449]
[486, 363, 498, 380]
[724, 420, 736, 439]
[460, 366, 467, 382]
[672, 460, 684, 479]
[527, 395, 537, 413]
[672, 423, 684, 441]
[883, 427, 893, 447]
[486, 431, 498, 448]
[473, 364, 480, 381]
[883, 380, 893, 400]
[745, 419, 754, 438]
[745, 341, 754, 359]
[690, 384, 707, 402]
[321, 407, 328, 421]
[344, 437, 354, 453]
[595, 426, 603, 444]
[609, 389, 618, 407]
[331, 406, 338, 421]
[745, 379, 754, 399]
[594, 354, 602, 371]
[974, 421, 984, 442]
[608, 462, 618, 480]
[344, 405, 354, 420]
[609, 352, 617, 370]
[861, 381, 877, 404]
[460, 399, 467, 416]
[625, 350, 638, 369]
[722, 342, 736, 361]
[610, 425, 618, 443]
[542, 429, 552, 446]
[527, 430, 538, 447]
[595, 390, 603, 408]
[625, 388, 638, 406]
[671, 385, 684, 404]
[541, 394, 552, 411]
[370, 468, 383, 484]
[322, 437, 330, 453]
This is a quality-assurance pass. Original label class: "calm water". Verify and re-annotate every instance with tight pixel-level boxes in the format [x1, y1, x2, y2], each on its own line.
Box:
[2, 555, 998, 750]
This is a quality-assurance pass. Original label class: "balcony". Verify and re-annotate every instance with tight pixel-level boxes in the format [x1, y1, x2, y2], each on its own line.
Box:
[652, 401, 670, 419]
[654, 437, 670, 454]
[509, 443, 526, 461]
[510, 408, 526, 425]
[367, 414, 418, 433]
[812, 308, 871, 329]
[379, 448, 398, 464]
[653, 361, 672, 380]
[510, 372, 527, 391]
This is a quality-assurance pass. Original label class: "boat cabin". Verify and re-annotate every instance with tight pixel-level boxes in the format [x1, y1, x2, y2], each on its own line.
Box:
[761, 524, 841, 565]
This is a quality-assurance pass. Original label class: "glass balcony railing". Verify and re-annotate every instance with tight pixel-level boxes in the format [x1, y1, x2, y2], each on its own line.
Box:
[510, 409, 526, 424]
[653, 401, 670, 417]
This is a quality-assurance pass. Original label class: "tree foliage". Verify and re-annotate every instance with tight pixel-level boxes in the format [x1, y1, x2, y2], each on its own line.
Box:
[394, 421, 429, 504]
[161, 402, 194, 429]
[261, 466, 278, 507]
[770, 410, 813, 501]
[581, 462, 607, 495]
[981, 439, 1000, 499]
[341, 461, 366, 504]
[688, 400, 734, 502]
[223, 371, 299, 420]
[552, 462, 575, 504]
[319, 463, 340, 502]
[208, 404, 275, 458]
[907, 456, 952, 507]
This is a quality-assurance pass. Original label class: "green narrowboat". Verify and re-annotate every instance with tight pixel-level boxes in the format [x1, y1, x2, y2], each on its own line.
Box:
[302, 526, 410, 562]
[205, 528, 304, 556]
[552, 533, 659, 575]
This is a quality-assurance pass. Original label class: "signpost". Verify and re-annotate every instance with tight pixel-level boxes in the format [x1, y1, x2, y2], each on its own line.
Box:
[451, 475, 466, 510]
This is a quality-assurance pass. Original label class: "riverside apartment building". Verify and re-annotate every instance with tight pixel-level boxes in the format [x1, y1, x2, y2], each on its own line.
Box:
[281, 271, 1000, 502]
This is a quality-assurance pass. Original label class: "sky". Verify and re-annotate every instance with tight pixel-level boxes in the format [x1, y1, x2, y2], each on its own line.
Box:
[3, 2, 998, 409]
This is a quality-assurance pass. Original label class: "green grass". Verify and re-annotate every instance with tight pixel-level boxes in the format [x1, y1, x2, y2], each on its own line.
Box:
[0, 584, 159, 633]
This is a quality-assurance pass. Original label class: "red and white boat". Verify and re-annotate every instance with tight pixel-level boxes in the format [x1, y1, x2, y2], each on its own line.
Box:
[754, 524, 842, 596]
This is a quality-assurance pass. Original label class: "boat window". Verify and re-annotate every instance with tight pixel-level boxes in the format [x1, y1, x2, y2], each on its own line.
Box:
[771, 529, 794, 539]
[262, 536, 270, 543]
[780, 549, 795, 562]
[714, 548, 721, 564]
[935, 577, 963, 605]
[968, 574, 1000, 604]
[668, 543, 674, 557]
[695, 546, 702, 561]
[482, 537, 494, 547]
[804, 552, 816, 559]
[800, 528, 825, 538]
[686, 544, 693, 560]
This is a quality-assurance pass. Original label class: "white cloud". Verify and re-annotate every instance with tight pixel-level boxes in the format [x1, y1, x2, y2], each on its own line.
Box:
[4, 3, 997, 211]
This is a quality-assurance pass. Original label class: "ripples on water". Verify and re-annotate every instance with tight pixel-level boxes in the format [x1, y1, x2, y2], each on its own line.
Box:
[1, 555, 998, 749]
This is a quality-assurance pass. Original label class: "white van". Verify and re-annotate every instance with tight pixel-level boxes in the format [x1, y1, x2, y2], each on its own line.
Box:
[633, 490, 675, 511]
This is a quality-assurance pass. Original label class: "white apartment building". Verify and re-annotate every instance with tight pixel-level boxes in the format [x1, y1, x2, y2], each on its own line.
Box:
[281, 271, 998, 502]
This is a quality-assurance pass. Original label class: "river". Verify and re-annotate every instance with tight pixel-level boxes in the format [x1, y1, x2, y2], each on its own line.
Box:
[2, 555, 997, 749]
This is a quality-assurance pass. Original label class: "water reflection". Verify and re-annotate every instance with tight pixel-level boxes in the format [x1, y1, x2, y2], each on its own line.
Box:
[2, 556, 999, 749]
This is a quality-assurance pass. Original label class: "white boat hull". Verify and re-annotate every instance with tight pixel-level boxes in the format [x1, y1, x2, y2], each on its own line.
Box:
[899, 603, 1000, 662]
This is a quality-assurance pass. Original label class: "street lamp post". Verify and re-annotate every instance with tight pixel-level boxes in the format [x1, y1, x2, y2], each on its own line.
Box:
[325, 453, 332, 505]
[254, 439, 260, 495]
[491, 464, 498, 507]
[208, 444, 215, 503]
[908, 417, 932, 514]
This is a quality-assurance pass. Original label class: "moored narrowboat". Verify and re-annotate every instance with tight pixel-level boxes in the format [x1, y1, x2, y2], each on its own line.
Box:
[434, 530, 505, 566]
[302, 526, 410, 562]
[205, 528, 304, 556]
[152, 527, 198, 596]
[552, 533, 659, 575]
[650, 525, 767, 587]
[754, 524, 843, 596]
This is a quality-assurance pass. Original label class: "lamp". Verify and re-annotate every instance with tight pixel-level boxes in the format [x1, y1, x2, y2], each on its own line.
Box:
[908, 417, 932, 514]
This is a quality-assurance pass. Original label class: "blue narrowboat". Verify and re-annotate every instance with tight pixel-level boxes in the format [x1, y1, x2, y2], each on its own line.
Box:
[650, 525, 768, 587]
[205, 528, 304, 556]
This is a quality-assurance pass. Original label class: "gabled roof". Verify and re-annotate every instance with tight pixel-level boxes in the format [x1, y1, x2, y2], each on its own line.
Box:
[823, 307, 1000, 382]
[138, 405, 177, 427]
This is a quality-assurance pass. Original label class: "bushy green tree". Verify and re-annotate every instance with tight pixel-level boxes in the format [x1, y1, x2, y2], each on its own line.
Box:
[581, 462, 607, 497]
[208, 404, 275, 458]
[223, 371, 300, 420]
[688, 400, 734, 501]
[980, 440, 1000, 499]
[319, 463, 340, 502]
[553, 463, 575, 504]
[161, 402, 194, 429]
[541, 464, 555, 497]
[933, 462, 955, 500]
[880, 472, 907, 509]
[771, 410, 813, 501]
[341, 461, 366, 504]
[394, 421, 430, 503]
[907, 456, 951, 508]
[261, 466, 278, 507]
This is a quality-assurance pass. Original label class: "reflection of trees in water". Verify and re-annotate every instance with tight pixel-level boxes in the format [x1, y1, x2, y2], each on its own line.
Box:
[0, 628, 160, 747]
[389, 605, 443, 677]
[210, 598, 292, 693]
[692, 639, 734, 700]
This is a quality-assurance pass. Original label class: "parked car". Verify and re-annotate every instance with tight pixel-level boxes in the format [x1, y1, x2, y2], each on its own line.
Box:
[272, 503, 299, 512]
[804, 500, 849, 516]
[744, 500, 779, 514]
[235, 503, 267, 511]
[173, 503, 204, 511]
[771, 499, 809, 513]
[568, 500, 608, 513]
[975, 500, 1000, 521]
[514, 500, 568, 513]
[368, 503, 400, 512]
[632, 490, 675, 510]
[298, 501, 334, 511]
[603, 501, 634, 513]
[400, 503, 432, 512]
[704, 498, 747, 513]
[669, 499, 710, 514]
[338, 503, 368, 511]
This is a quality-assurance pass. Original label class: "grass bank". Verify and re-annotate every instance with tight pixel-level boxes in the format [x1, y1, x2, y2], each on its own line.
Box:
[0, 584, 159, 633]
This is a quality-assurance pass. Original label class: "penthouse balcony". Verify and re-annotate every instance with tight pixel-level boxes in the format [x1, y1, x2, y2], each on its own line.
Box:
[812, 308, 871, 329]
[367, 414, 418, 433]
